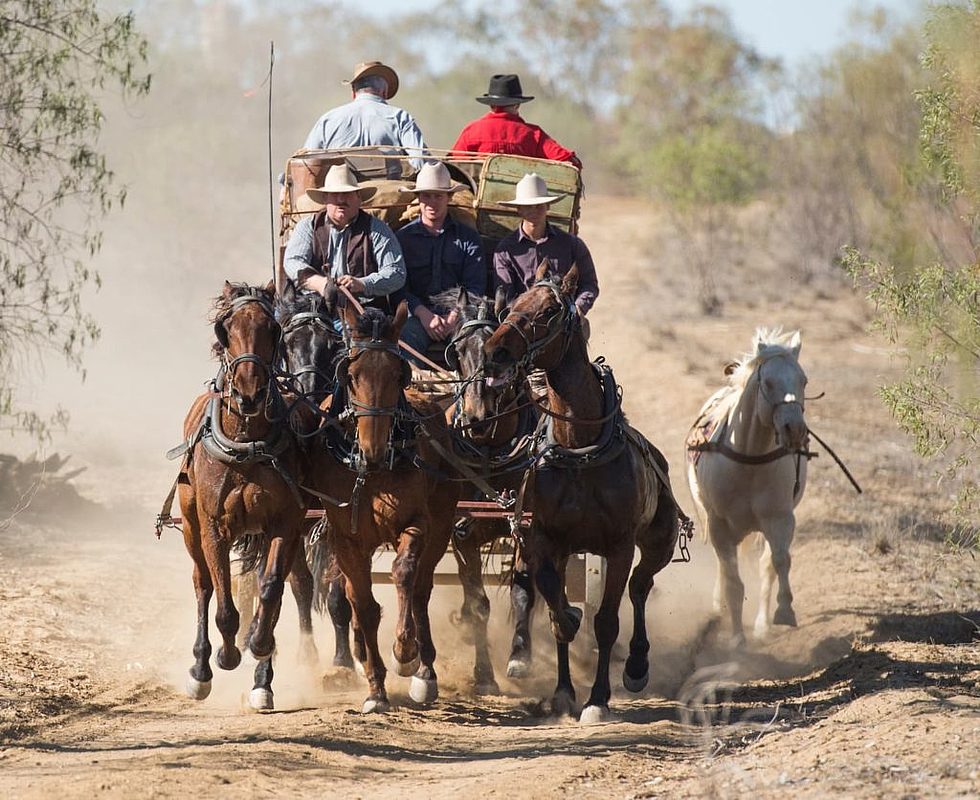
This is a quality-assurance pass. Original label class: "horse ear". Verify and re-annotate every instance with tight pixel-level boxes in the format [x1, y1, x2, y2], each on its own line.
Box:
[561, 264, 579, 298]
[534, 260, 549, 282]
[323, 277, 338, 309]
[494, 285, 508, 317]
[281, 279, 297, 303]
[339, 300, 358, 332]
[788, 330, 802, 357]
[456, 286, 469, 308]
[221, 280, 235, 300]
[392, 300, 410, 341]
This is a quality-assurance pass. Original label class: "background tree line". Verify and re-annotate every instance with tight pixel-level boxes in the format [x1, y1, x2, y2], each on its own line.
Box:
[2, 0, 976, 525]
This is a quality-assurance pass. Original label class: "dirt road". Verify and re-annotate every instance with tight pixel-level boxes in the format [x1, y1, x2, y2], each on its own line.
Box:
[1, 198, 977, 798]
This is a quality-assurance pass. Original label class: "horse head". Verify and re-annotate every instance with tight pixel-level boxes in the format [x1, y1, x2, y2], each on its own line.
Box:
[212, 281, 279, 417]
[484, 262, 579, 375]
[443, 286, 517, 443]
[753, 331, 808, 451]
[336, 300, 410, 470]
[277, 278, 342, 401]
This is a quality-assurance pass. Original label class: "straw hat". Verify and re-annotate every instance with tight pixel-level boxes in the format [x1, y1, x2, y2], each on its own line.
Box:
[499, 173, 561, 206]
[398, 162, 465, 195]
[476, 74, 534, 106]
[305, 163, 377, 205]
[343, 61, 399, 100]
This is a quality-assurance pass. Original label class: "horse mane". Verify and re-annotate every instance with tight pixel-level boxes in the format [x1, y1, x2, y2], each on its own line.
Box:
[429, 287, 493, 324]
[695, 327, 802, 429]
[209, 281, 275, 359]
[352, 306, 395, 340]
[277, 286, 326, 318]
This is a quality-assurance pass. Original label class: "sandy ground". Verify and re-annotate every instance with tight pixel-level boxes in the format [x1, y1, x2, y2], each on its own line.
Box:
[0, 196, 978, 799]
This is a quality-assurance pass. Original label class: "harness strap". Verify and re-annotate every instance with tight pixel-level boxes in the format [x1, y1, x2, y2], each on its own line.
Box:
[686, 439, 809, 465]
[425, 435, 516, 509]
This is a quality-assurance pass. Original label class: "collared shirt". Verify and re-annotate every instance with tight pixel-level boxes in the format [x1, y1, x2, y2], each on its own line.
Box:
[283, 212, 406, 297]
[395, 216, 485, 314]
[493, 223, 599, 314]
[303, 94, 427, 171]
[452, 110, 581, 168]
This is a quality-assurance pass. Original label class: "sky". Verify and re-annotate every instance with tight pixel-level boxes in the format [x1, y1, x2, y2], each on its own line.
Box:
[361, 0, 922, 71]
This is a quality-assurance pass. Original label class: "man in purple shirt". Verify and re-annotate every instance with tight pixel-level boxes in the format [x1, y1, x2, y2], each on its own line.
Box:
[493, 173, 599, 316]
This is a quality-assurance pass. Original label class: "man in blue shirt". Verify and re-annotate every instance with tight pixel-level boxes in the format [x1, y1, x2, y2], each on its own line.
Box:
[395, 162, 485, 362]
[303, 61, 427, 176]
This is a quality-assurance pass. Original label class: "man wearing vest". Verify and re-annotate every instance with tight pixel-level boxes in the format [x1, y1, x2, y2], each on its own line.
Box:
[394, 162, 485, 362]
[283, 163, 406, 315]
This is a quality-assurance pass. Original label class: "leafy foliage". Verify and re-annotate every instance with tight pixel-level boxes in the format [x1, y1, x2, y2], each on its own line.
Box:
[843, 1, 980, 530]
[0, 0, 150, 436]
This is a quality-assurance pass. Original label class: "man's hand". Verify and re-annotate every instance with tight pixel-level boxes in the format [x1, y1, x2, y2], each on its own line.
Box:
[300, 273, 331, 297]
[337, 275, 366, 294]
[415, 305, 456, 341]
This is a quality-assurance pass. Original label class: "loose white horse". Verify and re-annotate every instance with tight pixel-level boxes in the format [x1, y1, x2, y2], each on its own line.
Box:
[686, 328, 810, 645]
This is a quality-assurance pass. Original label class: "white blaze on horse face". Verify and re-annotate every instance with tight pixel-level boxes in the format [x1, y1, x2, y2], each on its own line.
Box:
[783, 393, 797, 403]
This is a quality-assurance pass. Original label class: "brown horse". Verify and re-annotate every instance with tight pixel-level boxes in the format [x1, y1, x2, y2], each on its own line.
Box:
[439, 287, 540, 693]
[178, 281, 308, 710]
[308, 301, 459, 712]
[483, 265, 680, 723]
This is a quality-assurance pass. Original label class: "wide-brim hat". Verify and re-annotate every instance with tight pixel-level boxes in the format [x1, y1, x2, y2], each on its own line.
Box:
[343, 60, 399, 100]
[499, 173, 561, 206]
[476, 73, 534, 106]
[398, 161, 465, 195]
[305, 163, 377, 205]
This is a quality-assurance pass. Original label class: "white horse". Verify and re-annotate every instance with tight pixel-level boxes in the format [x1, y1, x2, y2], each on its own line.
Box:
[686, 328, 810, 645]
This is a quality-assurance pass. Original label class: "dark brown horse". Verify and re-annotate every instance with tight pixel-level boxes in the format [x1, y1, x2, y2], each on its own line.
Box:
[308, 301, 459, 712]
[440, 287, 540, 693]
[178, 282, 307, 710]
[483, 265, 680, 723]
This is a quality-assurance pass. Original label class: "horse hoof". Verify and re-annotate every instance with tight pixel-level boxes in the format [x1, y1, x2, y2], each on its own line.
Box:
[773, 607, 798, 627]
[216, 646, 241, 671]
[393, 649, 420, 678]
[332, 653, 355, 670]
[623, 667, 649, 693]
[580, 704, 611, 725]
[506, 659, 531, 679]
[551, 689, 576, 718]
[474, 680, 501, 697]
[362, 697, 390, 714]
[248, 688, 274, 711]
[185, 674, 212, 701]
[409, 676, 439, 705]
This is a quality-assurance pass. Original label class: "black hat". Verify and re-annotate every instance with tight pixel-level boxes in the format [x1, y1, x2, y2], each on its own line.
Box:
[476, 74, 534, 106]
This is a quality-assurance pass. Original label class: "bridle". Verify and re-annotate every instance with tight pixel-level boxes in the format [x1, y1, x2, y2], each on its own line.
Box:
[497, 279, 577, 371]
[214, 290, 279, 418]
[755, 353, 807, 432]
[279, 305, 342, 399]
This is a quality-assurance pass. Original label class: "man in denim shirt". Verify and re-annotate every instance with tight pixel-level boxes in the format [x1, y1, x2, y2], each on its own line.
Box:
[395, 162, 485, 362]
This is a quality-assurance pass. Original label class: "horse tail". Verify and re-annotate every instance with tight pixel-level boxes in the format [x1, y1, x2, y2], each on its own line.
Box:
[232, 532, 268, 574]
[308, 523, 340, 616]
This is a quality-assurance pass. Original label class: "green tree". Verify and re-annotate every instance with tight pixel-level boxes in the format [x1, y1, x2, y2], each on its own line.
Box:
[844, 1, 979, 532]
[0, 1, 150, 437]
[615, 2, 779, 312]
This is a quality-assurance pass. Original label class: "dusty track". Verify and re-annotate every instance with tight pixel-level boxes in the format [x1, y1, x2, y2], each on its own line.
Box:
[1, 197, 977, 798]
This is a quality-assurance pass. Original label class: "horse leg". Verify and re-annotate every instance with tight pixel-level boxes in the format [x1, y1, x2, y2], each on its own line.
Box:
[581, 549, 632, 724]
[708, 515, 746, 647]
[183, 512, 214, 700]
[507, 552, 535, 679]
[233, 565, 257, 651]
[533, 552, 580, 716]
[390, 527, 422, 678]
[453, 527, 498, 695]
[287, 544, 320, 668]
[327, 575, 355, 670]
[245, 531, 298, 662]
[205, 523, 242, 673]
[754, 537, 775, 638]
[336, 542, 387, 713]
[764, 515, 797, 628]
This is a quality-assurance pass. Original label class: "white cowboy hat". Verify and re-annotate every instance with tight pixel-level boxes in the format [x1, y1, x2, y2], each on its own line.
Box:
[498, 173, 562, 206]
[305, 163, 377, 205]
[398, 162, 465, 194]
[343, 61, 399, 100]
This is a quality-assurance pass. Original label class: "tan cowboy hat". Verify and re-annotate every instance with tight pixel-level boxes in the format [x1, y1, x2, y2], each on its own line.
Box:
[398, 162, 465, 194]
[305, 163, 377, 205]
[498, 173, 562, 206]
[343, 61, 399, 100]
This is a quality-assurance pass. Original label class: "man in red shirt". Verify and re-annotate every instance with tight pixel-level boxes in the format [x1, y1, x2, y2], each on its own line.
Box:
[451, 74, 582, 169]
